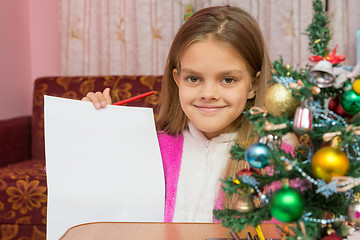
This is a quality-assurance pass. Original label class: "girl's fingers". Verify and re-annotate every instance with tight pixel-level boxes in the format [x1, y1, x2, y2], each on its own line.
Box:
[103, 88, 112, 105]
[81, 89, 112, 109]
[81, 96, 90, 102]
[84, 92, 104, 109]
[95, 91, 107, 107]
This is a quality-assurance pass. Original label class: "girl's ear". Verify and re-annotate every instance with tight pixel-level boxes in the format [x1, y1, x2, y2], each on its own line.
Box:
[173, 68, 180, 86]
[247, 75, 259, 99]
[247, 89, 257, 99]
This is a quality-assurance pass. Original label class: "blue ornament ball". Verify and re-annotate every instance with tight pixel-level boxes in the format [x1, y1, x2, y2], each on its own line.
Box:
[245, 143, 270, 168]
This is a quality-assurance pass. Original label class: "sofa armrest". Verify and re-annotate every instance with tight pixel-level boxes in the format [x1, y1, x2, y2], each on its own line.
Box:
[0, 116, 32, 167]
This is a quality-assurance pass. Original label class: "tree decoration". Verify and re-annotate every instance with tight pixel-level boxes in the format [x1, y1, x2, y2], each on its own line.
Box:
[237, 168, 261, 177]
[310, 60, 336, 88]
[213, 0, 360, 238]
[269, 186, 305, 223]
[311, 146, 350, 183]
[309, 45, 345, 65]
[340, 82, 360, 115]
[348, 202, 360, 225]
[293, 101, 313, 133]
[183, 4, 194, 23]
[328, 96, 352, 119]
[233, 190, 256, 213]
[264, 83, 299, 117]
[244, 143, 270, 169]
[352, 78, 360, 95]
[321, 232, 343, 240]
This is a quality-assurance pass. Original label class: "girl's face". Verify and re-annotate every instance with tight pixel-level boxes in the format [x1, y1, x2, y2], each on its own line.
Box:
[173, 39, 256, 139]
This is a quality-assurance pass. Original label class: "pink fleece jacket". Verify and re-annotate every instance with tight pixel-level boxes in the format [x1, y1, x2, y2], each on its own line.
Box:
[157, 131, 223, 222]
[157, 132, 183, 222]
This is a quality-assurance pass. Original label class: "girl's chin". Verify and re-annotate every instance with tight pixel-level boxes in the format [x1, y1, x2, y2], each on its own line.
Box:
[199, 127, 231, 139]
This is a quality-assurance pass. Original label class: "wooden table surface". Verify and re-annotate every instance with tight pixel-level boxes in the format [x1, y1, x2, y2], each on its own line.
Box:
[60, 222, 283, 240]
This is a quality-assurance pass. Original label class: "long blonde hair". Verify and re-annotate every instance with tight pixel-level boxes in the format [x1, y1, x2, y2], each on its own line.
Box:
[156, 5, 272, 208]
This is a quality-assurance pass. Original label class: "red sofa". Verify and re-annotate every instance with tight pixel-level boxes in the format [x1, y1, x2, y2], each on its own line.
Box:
[0, 75, 162, 239]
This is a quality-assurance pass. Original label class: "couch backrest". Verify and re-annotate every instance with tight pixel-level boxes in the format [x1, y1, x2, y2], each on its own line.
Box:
[32, 75, 163, 161]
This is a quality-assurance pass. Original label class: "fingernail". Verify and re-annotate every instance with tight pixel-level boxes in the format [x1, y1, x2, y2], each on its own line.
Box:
[96, 103, 101, 109]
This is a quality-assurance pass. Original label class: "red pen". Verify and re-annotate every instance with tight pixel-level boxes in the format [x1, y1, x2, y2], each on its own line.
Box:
[112, 91, 155, 106]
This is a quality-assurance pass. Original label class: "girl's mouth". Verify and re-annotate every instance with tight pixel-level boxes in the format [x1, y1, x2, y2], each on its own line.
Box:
[195, 105, 226, 113]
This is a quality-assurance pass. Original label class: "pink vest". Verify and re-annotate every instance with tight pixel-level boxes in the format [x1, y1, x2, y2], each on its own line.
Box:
[157, 132, 183, 222]
[157, 132, 223, 222]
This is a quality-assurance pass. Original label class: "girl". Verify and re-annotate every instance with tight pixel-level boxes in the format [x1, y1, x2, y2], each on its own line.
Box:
[82, 5, 272, 223]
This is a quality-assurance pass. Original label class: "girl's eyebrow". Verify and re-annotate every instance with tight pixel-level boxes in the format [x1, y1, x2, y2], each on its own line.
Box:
[218, 70, 243, 76]
[180, 69, 200, 75]
[181, 69, 243, 76]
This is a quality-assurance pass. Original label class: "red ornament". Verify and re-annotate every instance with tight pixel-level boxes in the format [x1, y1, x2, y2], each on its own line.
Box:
[309, 45, 346, 64]
[236, 168, 262, 196]
[321, 232, 342, 240]
[236, 168, 261, 177]
[328, 96, 352, 119]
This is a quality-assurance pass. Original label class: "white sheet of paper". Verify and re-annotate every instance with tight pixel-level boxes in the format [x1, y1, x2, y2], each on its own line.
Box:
[44, 96, 165, 240]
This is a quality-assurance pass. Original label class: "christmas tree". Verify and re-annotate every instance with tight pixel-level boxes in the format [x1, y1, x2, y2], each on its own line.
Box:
[214, 0, 360, 239]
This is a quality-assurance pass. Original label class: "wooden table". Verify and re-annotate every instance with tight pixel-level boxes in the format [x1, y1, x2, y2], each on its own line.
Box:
[60, 222, 282, 240]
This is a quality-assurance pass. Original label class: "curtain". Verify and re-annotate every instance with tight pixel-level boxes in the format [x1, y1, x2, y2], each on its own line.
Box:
[60, 0, 360, 76]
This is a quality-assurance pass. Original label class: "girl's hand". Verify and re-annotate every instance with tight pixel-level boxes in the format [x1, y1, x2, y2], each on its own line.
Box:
[81, 88, 112, 109]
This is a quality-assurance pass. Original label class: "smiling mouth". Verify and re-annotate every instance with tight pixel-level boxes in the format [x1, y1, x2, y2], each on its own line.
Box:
[195, 105, 226, 112]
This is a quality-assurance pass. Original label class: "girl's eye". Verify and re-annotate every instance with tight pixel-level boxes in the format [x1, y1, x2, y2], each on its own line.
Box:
[222, 78, 236, 84]
[185, 76, 200, 83]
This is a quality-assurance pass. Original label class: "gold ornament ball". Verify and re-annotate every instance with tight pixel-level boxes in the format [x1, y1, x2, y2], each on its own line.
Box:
[265, 84, 299, 117]
[311, 146, 350, 183]
[353, 78, 360, 95]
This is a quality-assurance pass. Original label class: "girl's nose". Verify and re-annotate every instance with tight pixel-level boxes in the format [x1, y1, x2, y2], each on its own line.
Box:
[200, 81, 219, 100]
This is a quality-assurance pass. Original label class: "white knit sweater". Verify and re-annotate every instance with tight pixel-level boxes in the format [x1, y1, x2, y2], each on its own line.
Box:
[172, 122, 237, 222]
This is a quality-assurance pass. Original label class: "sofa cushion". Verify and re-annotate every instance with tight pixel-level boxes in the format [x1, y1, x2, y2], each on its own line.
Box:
[0, 224, 45, 240]
[0, 116, 31, 167]
[0, 159, 46, 226]
[32, 75, 163, 161]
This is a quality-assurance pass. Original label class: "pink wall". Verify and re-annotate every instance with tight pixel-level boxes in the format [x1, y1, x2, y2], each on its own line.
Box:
[29, 1, 60, 82]
[0, 1, 60, 120]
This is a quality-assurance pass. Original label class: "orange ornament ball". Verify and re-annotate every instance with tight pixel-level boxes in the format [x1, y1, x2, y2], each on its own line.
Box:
[311, 146, 350, 183]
